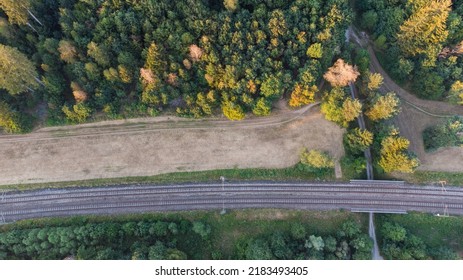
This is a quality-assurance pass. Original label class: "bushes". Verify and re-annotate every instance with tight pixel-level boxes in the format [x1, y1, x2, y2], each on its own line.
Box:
[235, 221, 372, 260]
[423, 116, 463, 151]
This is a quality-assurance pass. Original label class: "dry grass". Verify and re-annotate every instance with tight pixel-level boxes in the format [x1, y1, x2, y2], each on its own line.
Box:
[0, 104, 345, 185]
[393, 104, 463, 173]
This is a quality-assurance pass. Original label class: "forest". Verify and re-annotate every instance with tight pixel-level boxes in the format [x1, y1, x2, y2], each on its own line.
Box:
[0, 217, 373, 260]
[356, 0, 463, 101]
[0, 0, 352, 132]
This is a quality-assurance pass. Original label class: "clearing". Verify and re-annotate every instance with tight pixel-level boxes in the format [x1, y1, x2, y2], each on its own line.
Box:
[0, 103, 345, 185]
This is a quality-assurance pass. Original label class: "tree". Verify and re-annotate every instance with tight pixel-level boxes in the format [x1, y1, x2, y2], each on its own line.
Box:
[0, 0, 30, 25]
[192, 222, 211, 239]
[189, 44, 203, 62]
[289, 84, 316, 107]
[223, 0, 239, 12]
[260, 74, 283, 98]
[307, 43, 323, 59]
[366, 73, 383, 91]
[323, 59, 360, 87]
[0, 101, 24, 133]
[300, 149, 334, 169]
[246, 239, 273, 260]
[0, 44, 38, 95]
[397, 0, 451, 64]
[62, 103, 92, 123]
[366, 92, 400, 121]
[448, 81, 463, 105]
[252, 98, 271, 116]
[290, 223, 306, 240]
[321, 87, 362, 127]
[345, 128, 373, 152]
[58, 40, 77, 63]
[378, 128, 419, 173]
[360, 10, 378, 32]
[222, 100, 245, 120]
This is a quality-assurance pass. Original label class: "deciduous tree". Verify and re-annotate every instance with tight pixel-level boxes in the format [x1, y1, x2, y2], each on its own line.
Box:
[323, 59, 360, 87]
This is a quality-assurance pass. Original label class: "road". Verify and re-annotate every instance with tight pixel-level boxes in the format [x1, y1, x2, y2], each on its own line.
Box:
[1, 181, 462, 223]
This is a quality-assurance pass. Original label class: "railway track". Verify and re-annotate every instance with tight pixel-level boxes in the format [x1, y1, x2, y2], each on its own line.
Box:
[1, 182, 463, 223]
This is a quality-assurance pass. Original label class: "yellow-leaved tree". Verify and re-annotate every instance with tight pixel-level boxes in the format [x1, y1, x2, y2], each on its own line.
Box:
[378, 128, 419, 173]
[366, 92, 400, 121]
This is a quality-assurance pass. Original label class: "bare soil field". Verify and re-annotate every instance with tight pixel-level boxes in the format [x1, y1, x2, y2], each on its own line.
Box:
[393, 103, 463, 173]
[0, 104, 345, 185]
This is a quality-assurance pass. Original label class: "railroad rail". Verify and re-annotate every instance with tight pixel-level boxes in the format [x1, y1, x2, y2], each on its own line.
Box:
[1, 181, 462, 223]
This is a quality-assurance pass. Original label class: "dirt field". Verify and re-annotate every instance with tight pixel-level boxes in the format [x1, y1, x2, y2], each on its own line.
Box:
[0, 104, 345, 185]
[393, 103, 463, 173]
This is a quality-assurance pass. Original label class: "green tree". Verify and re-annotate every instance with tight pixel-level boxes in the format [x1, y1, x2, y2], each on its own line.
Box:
[252, 98, 271, 116]
[192, 222, 211, 239]
[246, 239, 273, 260]
[345, 128, 373, 152]
[321, 87, 362, 127]
[0, 44, 38, 95]
[62, 103, 92, 124]
[0, 101, 24, 133]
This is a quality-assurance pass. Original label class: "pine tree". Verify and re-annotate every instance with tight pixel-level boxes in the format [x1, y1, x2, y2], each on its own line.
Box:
[0, 44, 38, 95]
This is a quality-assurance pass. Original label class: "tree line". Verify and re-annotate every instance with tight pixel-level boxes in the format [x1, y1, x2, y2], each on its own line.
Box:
[0, 0, 353, 132]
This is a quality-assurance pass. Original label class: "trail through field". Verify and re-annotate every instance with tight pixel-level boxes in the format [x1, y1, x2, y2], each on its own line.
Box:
[0, 103, 345, 185]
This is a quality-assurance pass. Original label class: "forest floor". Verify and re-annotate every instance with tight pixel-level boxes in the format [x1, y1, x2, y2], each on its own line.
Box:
[349, 27, 463, 174]
[0, 101, 345, 185]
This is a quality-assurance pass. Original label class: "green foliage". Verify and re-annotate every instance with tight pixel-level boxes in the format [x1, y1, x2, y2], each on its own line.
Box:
[359, 0, 463, 102]
[345, 128, 374, 152]
[192, 222, 211, 239]
[0, 0, 353, 125]
[412, 70, 445, 100]
[321, 87, 362, 127]
[62, 103, 92, 124]
[0, 219, 204, 260]
[448, 81, 463, 105]
[252, 98, 271, 116]
[0, 101, 27, 133]
[423, 116, 463, 151]
[360, 10, 378, 32]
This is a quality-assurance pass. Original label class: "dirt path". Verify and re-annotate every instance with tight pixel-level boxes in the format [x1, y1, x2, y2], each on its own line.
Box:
[348, 27, 463, 173]
[0, 104, 345, 185]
